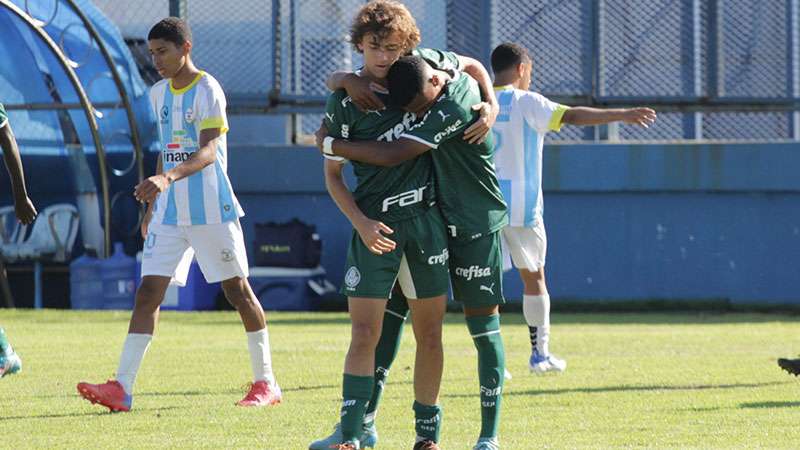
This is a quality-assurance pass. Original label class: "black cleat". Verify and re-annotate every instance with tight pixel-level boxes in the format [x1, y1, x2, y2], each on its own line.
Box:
[777, 358, 800, 376]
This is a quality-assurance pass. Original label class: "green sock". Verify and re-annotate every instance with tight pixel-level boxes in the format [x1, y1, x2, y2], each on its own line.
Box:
[413, 400, 442, 442]
[364, 291, 409, 426]
[341, 373, 374, 442]
[466, 314, 505, 439]
[0, 328, 10, 355]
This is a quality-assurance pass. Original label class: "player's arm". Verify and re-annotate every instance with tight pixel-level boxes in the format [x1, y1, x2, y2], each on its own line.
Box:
[457, 55, 500, 144]
[134, 128, 221, 204]
[139, 157, 162, 238]
[0, 119, 37, 225]
[561, 107, 656, 128]
[323, 159, 396, 255]
[316, 123, 429, 167]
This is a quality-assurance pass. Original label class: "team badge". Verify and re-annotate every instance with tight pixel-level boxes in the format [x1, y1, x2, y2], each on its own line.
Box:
[160, 105, 169, 123]
[184, 107, 195, 123]
[221, 248, 234, 262]
[345, 266, 361, 288]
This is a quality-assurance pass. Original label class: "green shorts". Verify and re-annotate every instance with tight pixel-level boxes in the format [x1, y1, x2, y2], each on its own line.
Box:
[448, 231, 505, 308]
[341, 206, 450, 299]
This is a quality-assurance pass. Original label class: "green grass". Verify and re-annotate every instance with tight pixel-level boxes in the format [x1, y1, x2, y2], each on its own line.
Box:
[1, 310, 799, 449]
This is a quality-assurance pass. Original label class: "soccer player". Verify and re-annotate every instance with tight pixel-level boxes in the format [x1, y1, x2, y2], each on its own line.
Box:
[309, 3, 498, 449]
[778, 357, 800, 376]
[76, 17, 280, 411]
[1, 102, 37, 378]
[489, 43, 656, 374]
[319, 55, 509, 450]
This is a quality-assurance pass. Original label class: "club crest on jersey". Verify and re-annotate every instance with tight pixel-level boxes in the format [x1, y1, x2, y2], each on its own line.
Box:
[345, 266, 361, 289]
[221, 248, 234, 262]
[184, 107, 195, 123]
[160, 105, 169, 123]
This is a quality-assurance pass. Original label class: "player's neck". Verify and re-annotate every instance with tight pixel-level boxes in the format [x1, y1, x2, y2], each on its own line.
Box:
[493, 75, 518, 88]
[170, 60, 201, 90]
[360, 69, 387, 87]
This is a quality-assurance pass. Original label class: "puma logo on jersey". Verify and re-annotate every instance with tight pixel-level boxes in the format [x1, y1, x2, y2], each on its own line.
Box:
[480, 283, 495, 295]
[438, 110, 450, 121]
[382, 186, 426, 212]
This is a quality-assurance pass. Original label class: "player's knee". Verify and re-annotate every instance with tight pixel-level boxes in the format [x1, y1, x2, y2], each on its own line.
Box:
[414, 326, 443, 352]
[134, 281, 164, 311]
[221, 278, 250, 308]
[350, 322, 382, 349]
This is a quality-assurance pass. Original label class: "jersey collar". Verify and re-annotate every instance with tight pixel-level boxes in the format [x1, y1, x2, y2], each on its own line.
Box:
[170, 71, 205, 95]
[493, 84, 514, 91]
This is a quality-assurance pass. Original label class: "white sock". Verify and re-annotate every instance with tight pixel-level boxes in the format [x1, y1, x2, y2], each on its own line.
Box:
[524, 294, 550, 355]
[246, 328, 275, 384]
[116, 333, 152, 395]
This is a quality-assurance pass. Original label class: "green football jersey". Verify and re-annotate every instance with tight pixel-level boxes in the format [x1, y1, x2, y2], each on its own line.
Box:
[323, 48, 461, 222]
[401, 72, 509, 241]
[0, 103, 7, 128]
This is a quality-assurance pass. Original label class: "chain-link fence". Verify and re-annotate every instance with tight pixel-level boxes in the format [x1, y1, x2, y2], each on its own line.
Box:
[89, 0, 799, 142]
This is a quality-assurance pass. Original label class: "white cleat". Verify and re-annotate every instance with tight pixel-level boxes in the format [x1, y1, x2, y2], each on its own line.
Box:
[529, 350, 566, 374]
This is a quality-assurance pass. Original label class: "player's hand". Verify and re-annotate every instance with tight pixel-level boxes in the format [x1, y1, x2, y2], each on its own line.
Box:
[622, 108, 657, 128]
[315, 121, 329, 151]
[343, 74, 385, 112]
[463, 101, 498, 144]
[140, 207, 153, 239]
[355, 218, 396, 255]
[134, 174, 170, 203]
[14, 194, 37, 225]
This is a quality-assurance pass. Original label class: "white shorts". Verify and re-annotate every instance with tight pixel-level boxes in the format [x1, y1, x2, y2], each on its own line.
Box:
[500, 223, 547, 272]
[141, 220, 249, 286]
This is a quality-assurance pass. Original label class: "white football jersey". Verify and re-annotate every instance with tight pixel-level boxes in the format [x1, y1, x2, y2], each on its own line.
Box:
[149, 71, 244, 226]
[492, 85, 567, 227]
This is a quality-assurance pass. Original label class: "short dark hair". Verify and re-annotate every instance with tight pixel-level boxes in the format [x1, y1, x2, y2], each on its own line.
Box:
[387, 55, 428, 108]
[148, 17, 192, 47]
[491, 42, 529, 74]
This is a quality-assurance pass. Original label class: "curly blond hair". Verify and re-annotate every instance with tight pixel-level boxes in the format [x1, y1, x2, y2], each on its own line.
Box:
[349, 0, 421, 53]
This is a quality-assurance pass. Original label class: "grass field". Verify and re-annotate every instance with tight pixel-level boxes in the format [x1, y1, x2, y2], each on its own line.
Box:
[1, 309, 799, 449]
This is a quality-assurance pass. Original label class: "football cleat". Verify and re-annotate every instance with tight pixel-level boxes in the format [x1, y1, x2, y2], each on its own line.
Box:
[529, 349, 567, 374]
[237, 380, 282, 406]
[0, 351, 22, 378]
[778, 358, 800, 376]
[76, 380, 132, 412]
[413, 439, 440, 450]
[473, 437, 500, 450]
[309, 422, 378, 449]
[328, 442, 359, 450]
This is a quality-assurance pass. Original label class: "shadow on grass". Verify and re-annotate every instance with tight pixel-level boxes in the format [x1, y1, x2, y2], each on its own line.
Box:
[739, 401, 800, 409]
[445, 381, 792, 399]
[0, 406, 182, 421]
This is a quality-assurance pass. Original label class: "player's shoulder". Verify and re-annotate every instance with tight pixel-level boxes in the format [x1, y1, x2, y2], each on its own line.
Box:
[197, 72, 224, 93]
[515, 89, 552, 104]
[150, 79, 169, 94]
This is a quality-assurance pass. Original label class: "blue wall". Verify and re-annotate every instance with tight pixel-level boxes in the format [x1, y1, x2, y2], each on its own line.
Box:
[228, 143, 800, 306]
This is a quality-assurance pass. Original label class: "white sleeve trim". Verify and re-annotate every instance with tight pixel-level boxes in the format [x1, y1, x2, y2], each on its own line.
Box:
[400, 133, 438, 149]
[0, 118, 7, 129]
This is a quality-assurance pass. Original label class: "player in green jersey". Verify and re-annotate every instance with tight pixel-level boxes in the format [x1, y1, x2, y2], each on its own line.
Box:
[310, 3, 499, 450]
[318, 54, 508, 450]
[0, 103, 37, 378]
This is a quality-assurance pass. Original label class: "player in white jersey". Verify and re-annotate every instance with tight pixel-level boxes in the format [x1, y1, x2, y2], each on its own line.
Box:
[77, 18, 281, 411]
[490, 43, 656, 374]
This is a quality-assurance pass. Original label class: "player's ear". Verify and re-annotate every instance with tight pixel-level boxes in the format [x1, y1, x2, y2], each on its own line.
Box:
[517, 63, 524, 79]
[430, 73, 440, 87]
[182, 40, 192, 56]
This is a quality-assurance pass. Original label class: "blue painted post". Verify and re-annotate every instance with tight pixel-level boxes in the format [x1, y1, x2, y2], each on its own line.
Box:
[34, 261, 42, 309]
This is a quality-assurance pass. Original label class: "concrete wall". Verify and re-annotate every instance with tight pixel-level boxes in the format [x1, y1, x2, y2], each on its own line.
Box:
[227, 142, 800, 305]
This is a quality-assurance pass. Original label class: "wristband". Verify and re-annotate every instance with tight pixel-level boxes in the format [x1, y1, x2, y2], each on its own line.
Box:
[322, 136, 335, 155]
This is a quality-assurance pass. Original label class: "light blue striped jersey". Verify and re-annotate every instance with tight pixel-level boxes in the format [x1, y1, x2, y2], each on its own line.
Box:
[148, 71, 243, 226]
[491, 86, 567, 227]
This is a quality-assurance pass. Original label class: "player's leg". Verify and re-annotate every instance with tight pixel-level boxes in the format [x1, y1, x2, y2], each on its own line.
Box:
[502, 224, 565, 374]
[364, 286, 409, 428]
[77, 223, 189, 412]
[189, 220, 280, 406]
[396, 208, 450, 449]
[450, 232, 506, 449]
[0, 327, 21, 378]
[311, 230, 401, 449]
